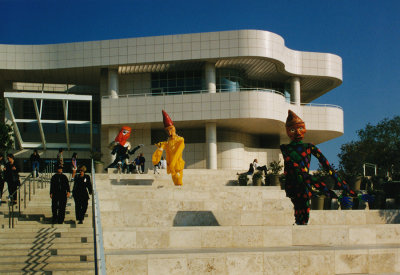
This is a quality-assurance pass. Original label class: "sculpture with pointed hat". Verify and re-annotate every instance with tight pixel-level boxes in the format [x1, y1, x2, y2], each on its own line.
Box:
[280, 110, 372, 225]
[152, 110, 185, 186]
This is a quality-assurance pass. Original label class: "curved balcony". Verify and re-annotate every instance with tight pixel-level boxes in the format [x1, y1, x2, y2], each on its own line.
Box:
[101, 88, 343, 144]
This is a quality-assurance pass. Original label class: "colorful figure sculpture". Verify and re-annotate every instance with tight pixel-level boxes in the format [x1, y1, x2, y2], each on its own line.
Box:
[106, 126, 142, 170]
[280, 110, 371, 225]
[152, 110, 185, 186]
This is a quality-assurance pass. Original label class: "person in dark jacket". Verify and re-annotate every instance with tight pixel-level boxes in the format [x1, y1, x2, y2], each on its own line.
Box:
[4, 154, 20, 205]
[30, 149, 40, 178]
[72, 165, 92, 224]
[0, 155, 5, 204]
[139, 153, 146, 173]
[50, 165, 70, 224]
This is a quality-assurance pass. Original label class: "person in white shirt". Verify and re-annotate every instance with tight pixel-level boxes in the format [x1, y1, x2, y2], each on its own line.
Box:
[160, 156, 167, 169]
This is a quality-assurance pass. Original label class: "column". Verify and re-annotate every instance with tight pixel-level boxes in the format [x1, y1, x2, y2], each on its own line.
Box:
[291, 76, 301, 106]
[205, 62, 216, 93]
[108, 69, 119, 98]
[206, 122, 217, 169]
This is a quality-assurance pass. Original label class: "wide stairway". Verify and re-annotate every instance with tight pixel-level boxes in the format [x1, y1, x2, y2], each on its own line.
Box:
[97, 169, 400, 275]
[0, 177, 95, 274]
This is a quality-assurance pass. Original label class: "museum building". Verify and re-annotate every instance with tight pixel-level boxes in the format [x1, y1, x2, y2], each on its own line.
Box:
[0, 29, 344, 169]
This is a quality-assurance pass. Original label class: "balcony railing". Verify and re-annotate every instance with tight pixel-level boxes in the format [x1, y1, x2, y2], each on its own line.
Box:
[102, 88, 342, 110]
[102, 88, 284, 99]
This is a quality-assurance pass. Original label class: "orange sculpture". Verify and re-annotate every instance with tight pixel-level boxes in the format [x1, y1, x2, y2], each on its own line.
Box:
[152, 110, 185, 186]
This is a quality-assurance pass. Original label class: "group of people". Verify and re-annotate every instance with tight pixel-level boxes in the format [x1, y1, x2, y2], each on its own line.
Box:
[153, 156, 167, 174]
[238, 159, 269, 177]
[51, 148, 93, 224]
[123, 153, 146, 174]
[0, 154, 20, 205]
[50, 164, 92, 224]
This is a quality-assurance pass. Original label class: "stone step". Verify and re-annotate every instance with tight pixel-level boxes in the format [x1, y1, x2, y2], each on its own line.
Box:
[102, 224, 400, 250]
[1, 242, 93, 250]
[0, 248, 94, 257]
[0, 236, 94, 244]
[0, 262, 94, 272]
[104, 244, 400, 275]
[99, 209, 400, 227]
[0, 231, 94, 239]
[1, 227, 94, 233]
[14, 220, 92, 227]
[99, 198, 293, 213]
[3, 270, 94, 275]
[0, 255, 95, 263]
[97, 186, 285, 200]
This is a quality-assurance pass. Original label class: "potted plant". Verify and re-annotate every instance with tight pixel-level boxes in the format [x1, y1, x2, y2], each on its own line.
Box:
[252, 171, 263, 186]
[348, 173, 363, 192]
[268, 160, 283, 187]
[238, 173, 249, 186]
[90, 151, 104, 173]
[311, 193, 326, 210]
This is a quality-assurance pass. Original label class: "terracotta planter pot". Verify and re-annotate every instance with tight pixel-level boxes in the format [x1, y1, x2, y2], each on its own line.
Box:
[268, 174, 281, 187]
[350, 176, 362, 191]
[94, 162, 104, 173]
[341, 197, 353, 210]
[369, 194, 386, 209]
[252, 178, 263, 186]
[311, 196, 325, 210]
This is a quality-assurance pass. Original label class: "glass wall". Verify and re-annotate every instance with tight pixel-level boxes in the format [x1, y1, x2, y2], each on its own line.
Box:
[151, 68, 286, 95]
[151, 70, 204, 95]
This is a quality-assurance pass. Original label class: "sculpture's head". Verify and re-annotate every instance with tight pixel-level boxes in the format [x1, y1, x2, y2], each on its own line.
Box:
[162, 110, 176, 137]
[285, 110, 306, 142]
[115, 126, 131, 146]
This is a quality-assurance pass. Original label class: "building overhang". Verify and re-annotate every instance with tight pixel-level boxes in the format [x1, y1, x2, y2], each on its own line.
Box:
[0, 29, 342, 102]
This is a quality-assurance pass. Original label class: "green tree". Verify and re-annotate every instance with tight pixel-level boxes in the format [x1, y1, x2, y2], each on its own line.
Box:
[338, 116, 400, 178]
[0, 98, 14, 154]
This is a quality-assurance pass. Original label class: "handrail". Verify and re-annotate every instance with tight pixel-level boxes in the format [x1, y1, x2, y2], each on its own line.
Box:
[101, 88, 343, 110]
[101, 87, 285, 99]
[91, 159, 106, 275]
[8, 160, 55, 228]
[300, 102, 343, 110]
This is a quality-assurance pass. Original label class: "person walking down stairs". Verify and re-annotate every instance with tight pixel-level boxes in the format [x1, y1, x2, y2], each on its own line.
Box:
[72, 165, 92, 224]
[0, 155, 5, 204]
[50, 165, 70, 224]
[4, 154, 20, 205]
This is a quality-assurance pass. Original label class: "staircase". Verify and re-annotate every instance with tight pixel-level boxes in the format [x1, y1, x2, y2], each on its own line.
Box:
[0, 178, 95, 274]
[97, 169, 400, 274]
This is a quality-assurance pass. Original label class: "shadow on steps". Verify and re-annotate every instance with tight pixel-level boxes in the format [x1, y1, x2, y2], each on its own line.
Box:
[173, 211, 220, 226]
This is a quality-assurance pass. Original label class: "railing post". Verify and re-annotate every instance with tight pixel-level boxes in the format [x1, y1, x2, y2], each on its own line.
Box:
[24, 181, 26, 208]
[29, 179, 31, 201]
[8, 203, 11, 228]
[18, 188, 21, 215]
[11, 203, 14, 228]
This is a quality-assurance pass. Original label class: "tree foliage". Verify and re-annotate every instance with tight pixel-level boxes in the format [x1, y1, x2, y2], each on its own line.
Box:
[0, 98, 14, 154]
[339, 116, 400, 178]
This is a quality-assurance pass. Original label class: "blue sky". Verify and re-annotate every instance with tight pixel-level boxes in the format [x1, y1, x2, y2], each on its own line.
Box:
[1, 0, 399, 168]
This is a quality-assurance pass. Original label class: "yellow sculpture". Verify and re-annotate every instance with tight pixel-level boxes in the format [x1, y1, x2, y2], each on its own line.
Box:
[152, 110, 185, 186]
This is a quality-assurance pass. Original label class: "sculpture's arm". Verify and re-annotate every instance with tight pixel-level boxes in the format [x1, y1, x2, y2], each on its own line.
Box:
[152, 142, 166, 165]
[310, 144, 355, 197]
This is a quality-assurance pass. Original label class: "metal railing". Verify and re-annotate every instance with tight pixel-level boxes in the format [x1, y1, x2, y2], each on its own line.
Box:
[102, 87, 285, 99]
[8, 160, 55, 228]
[101, 88, 343, 110]
[91, 159, 106, 275]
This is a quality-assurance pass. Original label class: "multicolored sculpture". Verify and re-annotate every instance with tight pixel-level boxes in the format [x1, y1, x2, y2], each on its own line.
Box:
[280, 110, 371, 225]
[106, 126, 142, 170]
[152, 110, 185, 186]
